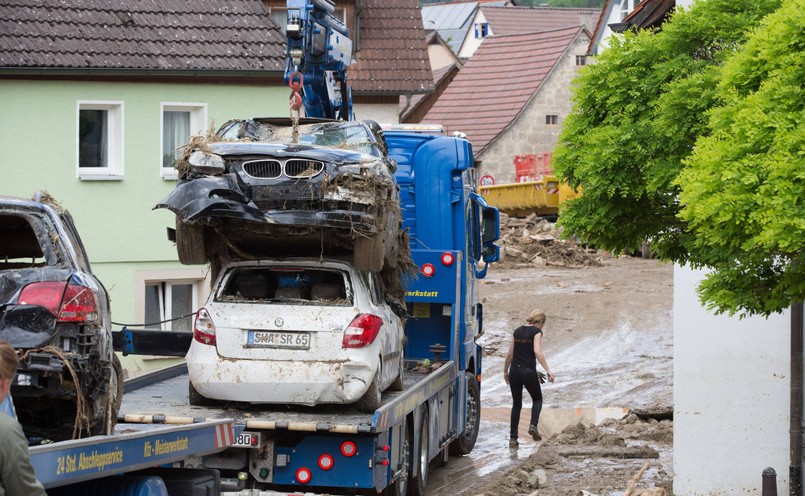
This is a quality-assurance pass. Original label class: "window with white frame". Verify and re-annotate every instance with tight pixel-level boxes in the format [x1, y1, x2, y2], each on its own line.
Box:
[144, 280, 198, 331]
[77, 101, 124, 180]
[474, 22, 489, 39]
[620, 0, 636, 20]
[161, 103, 207, 179]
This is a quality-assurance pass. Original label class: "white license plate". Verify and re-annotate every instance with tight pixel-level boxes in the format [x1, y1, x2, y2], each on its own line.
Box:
[232, 431, 261, 448]
[247, 331, 310, 350]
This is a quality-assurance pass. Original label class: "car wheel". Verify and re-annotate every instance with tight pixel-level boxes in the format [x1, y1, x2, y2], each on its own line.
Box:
[389, 352, 405, 391]
[355, 371, 382, 413]
[449, 372, 480, 456]
[188, 380, 216, 406]
[176, 219, 207, 265]
[354, 234, 384, 272]
[408, 409, 429, 496]
[90, 353, 124, 436]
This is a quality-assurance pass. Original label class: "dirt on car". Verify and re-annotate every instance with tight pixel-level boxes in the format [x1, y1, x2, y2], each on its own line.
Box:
[428, 219, 674, 496]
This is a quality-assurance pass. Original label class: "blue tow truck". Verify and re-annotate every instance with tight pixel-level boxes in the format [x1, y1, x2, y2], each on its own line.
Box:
[31, 126, 499, 496]
[26, 1, 501, 494]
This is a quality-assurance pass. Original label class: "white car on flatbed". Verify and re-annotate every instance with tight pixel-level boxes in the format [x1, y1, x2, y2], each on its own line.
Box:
[186, 258, 405, 412]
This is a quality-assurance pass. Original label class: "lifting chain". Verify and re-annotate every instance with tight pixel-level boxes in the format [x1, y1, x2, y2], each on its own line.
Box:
[289, 69, 304, 143]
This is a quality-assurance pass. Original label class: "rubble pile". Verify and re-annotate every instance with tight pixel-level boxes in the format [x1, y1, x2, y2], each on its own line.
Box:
[497, 214, 602, 269]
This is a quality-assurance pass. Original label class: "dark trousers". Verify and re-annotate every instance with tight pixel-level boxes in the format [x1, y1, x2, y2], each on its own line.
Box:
[509, 364, 543, 439]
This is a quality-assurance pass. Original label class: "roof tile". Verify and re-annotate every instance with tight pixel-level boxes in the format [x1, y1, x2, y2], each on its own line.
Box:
[0, 0, 285, 72]
[349, 0, 433, 94]
[421, 26, 585, 155]
[481, 5, 600, 36]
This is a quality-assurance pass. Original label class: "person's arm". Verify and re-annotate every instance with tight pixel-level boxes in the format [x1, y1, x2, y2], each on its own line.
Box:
[0, 419, 47, 496]
[533, 333, 554, 383]
[503, 339, 514, 385]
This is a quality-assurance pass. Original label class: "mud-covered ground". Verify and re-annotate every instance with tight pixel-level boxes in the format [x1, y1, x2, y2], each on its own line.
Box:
[428, 254, 674, 496]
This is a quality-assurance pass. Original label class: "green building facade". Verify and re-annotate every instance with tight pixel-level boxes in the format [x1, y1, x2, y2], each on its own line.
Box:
[1, 79, 287, 375]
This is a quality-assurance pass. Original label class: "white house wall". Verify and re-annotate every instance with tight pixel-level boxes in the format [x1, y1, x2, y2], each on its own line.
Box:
[458, 10, 488, 59]
[674, 264, 791, 494]
[353, 102, 401, 124]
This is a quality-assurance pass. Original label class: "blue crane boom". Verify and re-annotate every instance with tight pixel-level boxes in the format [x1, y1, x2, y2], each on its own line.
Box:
[284, 0, 353, 120]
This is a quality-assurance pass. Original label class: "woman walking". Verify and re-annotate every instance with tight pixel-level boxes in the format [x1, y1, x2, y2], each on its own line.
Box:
[503, 309, 555, 448]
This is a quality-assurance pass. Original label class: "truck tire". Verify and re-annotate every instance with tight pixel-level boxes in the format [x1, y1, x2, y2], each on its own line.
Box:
[176, 219, 207, 265]
[354, 234, 384, 272]
[408, 409, 429, 496]
[449, 372, 480, 456]
[355, 371, 382, 413]
[188, 381, 216, 406]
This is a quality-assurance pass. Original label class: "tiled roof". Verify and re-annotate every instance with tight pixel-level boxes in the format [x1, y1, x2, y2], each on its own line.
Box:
[481, 6, 601, 36]
[349, 0, 434, 94]
[400, 62, 457, 121]
[624, 0, 675, 29]
[421, 26, 585, 155]
[0, 0, 285, 73]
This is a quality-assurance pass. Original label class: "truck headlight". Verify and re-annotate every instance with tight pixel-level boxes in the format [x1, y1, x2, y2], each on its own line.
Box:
[188, 151, 225, 175]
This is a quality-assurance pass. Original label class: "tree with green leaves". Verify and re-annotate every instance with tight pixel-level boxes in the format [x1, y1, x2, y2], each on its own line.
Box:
[553, 0, 801, 316]
[676, 0, 804, 316]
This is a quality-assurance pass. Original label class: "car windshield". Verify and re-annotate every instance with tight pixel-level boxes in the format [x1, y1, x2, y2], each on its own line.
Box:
[219, 120, 378, 155]
[218, 267, 351, 305]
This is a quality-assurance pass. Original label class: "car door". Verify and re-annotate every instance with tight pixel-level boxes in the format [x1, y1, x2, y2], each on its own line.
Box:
[368, 272, 402, 388]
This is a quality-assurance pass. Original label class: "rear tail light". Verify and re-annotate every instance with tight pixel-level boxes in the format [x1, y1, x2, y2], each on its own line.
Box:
[295, 467, 312, 484]
[18, 282, 98, 322]
[342, 314, 382, 348]
[318, 454, 334, 470]
[193, 308, 217, 346]
[421, 263, 435, 277]
[341, 441, 357, 457]
[441, 252, 455, 266]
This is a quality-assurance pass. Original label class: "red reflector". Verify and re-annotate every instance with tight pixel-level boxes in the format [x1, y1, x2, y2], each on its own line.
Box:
[318, 454, 334, 470]
[342, 314, 382, 348]
[421, 263, 435, 277]
[381, 459, 389, 466]
[341, 441, 357, 457]
[441, 252, 455, 266]
[295, 467, 312, 484]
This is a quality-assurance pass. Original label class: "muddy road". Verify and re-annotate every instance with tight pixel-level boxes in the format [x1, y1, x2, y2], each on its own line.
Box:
[427, 255, 674, 495]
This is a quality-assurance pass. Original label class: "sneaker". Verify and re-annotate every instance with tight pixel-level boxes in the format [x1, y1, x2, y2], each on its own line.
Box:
[508, 438, 519, 448]
[528, 424, 542, 441]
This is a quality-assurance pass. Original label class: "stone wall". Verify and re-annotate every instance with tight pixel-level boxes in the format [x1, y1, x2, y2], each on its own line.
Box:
[477, 32, 590, 184]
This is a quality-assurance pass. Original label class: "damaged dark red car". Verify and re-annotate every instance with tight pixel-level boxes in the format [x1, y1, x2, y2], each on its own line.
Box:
[0, 194, 122, 441]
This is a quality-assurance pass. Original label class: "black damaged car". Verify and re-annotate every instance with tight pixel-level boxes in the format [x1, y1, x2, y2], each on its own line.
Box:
[156, 118, 402, 278]
[0, 193, 122, 441]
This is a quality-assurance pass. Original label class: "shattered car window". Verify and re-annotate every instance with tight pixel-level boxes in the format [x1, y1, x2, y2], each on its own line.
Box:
[218, 267, 351, 305]
[0, 213, 51, 269]
[218, 120, 378, 156]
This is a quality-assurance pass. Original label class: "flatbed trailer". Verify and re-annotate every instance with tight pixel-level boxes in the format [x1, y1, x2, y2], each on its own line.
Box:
[29, 414, 234, 491]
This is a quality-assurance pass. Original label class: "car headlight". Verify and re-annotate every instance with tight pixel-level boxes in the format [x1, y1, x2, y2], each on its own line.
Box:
[339, 158, 383, 175]
[188, 151, 225, 175]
